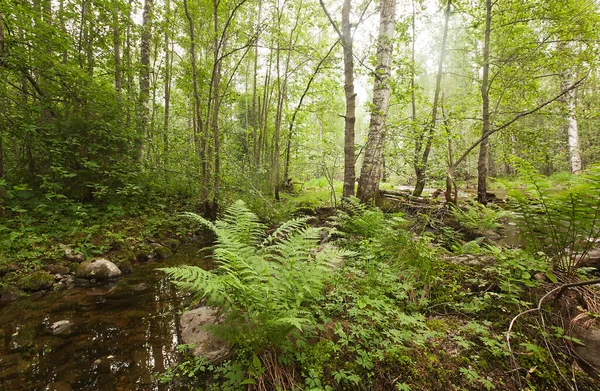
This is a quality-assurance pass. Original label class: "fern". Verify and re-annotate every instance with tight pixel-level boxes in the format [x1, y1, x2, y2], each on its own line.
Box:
[162, 200, 348, 351]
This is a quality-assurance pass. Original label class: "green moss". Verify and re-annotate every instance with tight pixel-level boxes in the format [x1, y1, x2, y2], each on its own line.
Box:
[113, 258, 132, 274]
[19, 271, 54, 292]
[153, 246, 172, 260]
[162, 239, 181, 249]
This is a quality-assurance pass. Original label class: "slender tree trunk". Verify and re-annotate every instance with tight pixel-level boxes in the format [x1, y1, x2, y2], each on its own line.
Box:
[163, 0, 172, 157]
[341, 0, 356, 198]
[477, 0, 492, 204]
[138, 0, 153, 163]
[413, 0, 451, 197]
[113, 3, 122, 101]
[252, 0, 262, 167]
[563, 79, 582, 173]
[183, 0, 205, 203]
[356, 0, 396, 203]
[125, 0, 133, 128]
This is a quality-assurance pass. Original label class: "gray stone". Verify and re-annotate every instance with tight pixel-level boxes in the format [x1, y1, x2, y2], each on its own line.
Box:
[75, 259, 121, 280]
[180, 307, 231, 362]
[49, 320, 73, 336]
[570, 313, 600, 371]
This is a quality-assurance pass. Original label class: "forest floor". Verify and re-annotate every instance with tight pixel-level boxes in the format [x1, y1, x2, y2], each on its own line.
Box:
[1, 177, 599, 390]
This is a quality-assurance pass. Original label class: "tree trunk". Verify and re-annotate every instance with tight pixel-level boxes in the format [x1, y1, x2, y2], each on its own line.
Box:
[563, 80, 582, 173]
[112, 2, 122, 100]
[341, 0, 356, 198]
[183, 0, 206, 203]
[163, 0, 172, 157]
[477, 0, 492, 204]
[356, 0, 396, 203]
[413, 0, 451, 197]
[138, 0, 153, 163]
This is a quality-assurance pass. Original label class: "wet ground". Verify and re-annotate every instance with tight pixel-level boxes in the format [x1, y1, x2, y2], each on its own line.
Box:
[0, 244, 209, 391]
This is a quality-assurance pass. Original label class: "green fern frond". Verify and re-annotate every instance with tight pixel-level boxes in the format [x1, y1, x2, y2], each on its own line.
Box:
[261, 217, 310, 246]
[181, 212, 216, 231]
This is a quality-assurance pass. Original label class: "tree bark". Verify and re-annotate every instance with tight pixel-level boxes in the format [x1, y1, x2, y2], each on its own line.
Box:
[563, 78, 582, 173]
[477, 0, 492, 204]
[356, 0, 396, 203]
[319, 0, 357, 198]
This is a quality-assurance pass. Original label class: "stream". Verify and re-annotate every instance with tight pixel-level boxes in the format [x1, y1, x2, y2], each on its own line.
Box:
[0, 244, 209, 391]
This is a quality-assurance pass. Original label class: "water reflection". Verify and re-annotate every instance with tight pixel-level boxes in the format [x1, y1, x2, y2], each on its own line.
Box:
[0, 244, 207, 390]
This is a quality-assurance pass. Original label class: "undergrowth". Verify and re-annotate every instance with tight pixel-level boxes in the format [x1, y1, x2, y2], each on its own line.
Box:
[161, 197, 600, 391]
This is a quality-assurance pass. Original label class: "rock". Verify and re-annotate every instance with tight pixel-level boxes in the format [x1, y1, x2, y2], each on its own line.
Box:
[49, 320, 73, 336]
[570, 312, 600, 372]
[44, 264, 71, 276]
[75, 259, 121, 280]
[57, 275, 75, 288]
[0, 263, 19, 277]
[0, 289, 20, 304]
[61, 245, 85, 263]
[153, 246, 172, 260]
[149, 242, 163, 249]
[132, 283, 148, 292]
[180, 307, 231, 362]
[136, 248, 154, 262]
[162, 238, 181, 249]
[112, 258, 132, 274]
[19, 271, 54, 292]
[578, 249, 600, 270]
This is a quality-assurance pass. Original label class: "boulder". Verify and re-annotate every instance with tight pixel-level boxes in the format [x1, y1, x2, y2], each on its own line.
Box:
[570, 312, 600, 372]
[180, 307, 231, 362]
[75, 259, 121, 280]
[19, 271, 54, 292]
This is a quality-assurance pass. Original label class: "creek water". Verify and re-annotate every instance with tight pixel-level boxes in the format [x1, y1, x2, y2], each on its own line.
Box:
[0, 244, 209, 391]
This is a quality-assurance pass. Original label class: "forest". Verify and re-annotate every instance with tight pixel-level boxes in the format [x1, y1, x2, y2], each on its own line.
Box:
[1, 0, 600, 389]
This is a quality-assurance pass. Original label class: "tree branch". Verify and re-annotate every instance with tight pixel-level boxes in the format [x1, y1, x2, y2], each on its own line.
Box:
[453, 76, 586, 169]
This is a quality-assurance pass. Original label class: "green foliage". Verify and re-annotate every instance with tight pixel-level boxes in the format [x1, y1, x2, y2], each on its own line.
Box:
[450, 202, 509, 232]
[509, 159, 600, 274]
[162, 200, 349, 352]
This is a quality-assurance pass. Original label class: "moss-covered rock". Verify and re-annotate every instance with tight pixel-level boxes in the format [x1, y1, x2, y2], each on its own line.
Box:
[123, 250, 136, 263]
[136, 247, 154, 262]
[162, 238, 181, 249]
[19, 271, 54, 292]
[44, 264, 71, 275]
[153, 246, 172, 260]
[113, 258, 132, 274]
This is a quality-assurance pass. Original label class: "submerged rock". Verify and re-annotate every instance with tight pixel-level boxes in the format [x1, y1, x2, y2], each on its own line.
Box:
[49, 320, 73, 336]
[19, 271, 54, 292]
[46, 381, 72, 391]
[75, 259, 121, 280]
[180, 307, 231, 362]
